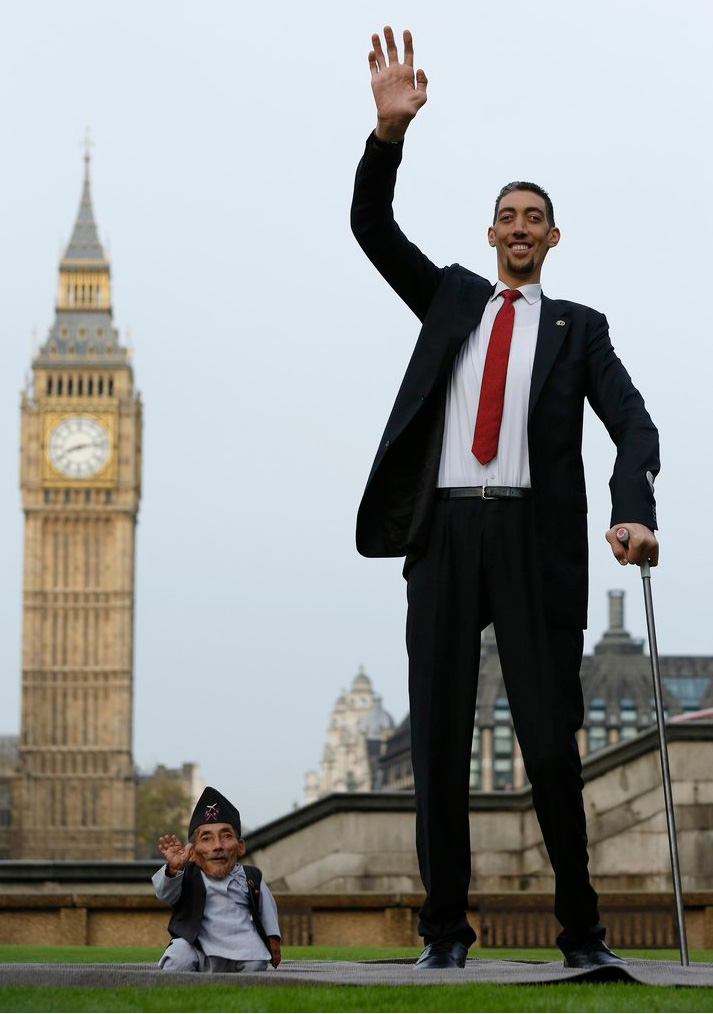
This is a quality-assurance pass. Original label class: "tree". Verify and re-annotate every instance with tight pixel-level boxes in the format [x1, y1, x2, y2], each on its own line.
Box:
[135, 769, 193, 859]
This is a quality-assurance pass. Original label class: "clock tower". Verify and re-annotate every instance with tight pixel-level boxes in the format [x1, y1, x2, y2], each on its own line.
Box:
[15, 152, 141, 859]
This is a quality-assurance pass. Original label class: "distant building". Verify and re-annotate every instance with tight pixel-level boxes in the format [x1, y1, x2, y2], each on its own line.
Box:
[135, 763, 203, 858]
[8, 149, 142, 859]
[304, 668, 395, 803]
[377, 590, 713, 792]
[137, 762, 203, 803]
[0, 737, 19, 856]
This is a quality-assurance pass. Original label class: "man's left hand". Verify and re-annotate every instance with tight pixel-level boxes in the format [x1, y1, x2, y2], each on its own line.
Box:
[268, 936, 281, 968]
[605, 523, 659, 567]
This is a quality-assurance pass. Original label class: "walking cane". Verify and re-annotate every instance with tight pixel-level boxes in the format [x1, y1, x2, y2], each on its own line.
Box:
[617, 528, 689, 965]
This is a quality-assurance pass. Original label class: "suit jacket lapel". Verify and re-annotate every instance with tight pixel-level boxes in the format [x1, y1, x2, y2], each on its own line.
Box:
[529, 294, 571, 418]
[449, 273, 494, 359]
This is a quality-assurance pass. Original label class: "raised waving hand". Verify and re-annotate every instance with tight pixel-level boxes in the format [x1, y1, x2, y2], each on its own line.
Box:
[369, 27, 428, 142]
[157, 833, 192, 875]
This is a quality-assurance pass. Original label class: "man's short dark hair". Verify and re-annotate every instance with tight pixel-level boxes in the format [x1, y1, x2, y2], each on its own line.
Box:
[494, 182, 555, 228]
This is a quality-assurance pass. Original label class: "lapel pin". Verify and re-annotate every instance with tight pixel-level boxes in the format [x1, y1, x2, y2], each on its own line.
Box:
[556, 319, 566, 326]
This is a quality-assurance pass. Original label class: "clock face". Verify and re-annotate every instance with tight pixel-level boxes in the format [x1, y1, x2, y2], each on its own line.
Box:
[48, 416, 110, 478]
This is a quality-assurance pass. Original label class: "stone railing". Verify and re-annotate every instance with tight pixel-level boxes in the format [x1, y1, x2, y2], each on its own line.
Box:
[0, 887, 711, 950]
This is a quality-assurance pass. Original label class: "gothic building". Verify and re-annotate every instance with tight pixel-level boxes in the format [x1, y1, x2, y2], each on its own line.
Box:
[304, 668, 395, 803]
[9, 151, 141, 858]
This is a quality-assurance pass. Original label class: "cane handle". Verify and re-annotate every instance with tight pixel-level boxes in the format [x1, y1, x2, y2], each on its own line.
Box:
[616, 527, 651, 577]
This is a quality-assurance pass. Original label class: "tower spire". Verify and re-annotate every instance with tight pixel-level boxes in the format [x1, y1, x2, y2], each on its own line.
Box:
[83, 124, 93, 165]
[35, 141, 125, 362]
[52, 136, 112, 318]
[63, 129, 106, 265]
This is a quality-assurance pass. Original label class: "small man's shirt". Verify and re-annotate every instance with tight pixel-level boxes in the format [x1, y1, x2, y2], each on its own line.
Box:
[153, 862, 280, 962]
[438, 282, 542, 488]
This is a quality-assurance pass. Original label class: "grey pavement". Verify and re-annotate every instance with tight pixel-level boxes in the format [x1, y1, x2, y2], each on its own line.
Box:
[1, 959, 712, 988]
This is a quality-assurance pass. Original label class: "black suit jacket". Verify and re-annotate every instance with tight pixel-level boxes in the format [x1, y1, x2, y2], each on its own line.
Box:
[351, 134, 659, 629]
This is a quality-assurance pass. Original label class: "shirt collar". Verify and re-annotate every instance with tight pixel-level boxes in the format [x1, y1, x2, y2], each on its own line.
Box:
[491, 280, 542, 305]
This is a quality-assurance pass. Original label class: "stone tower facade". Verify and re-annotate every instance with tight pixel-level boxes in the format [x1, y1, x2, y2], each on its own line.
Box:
[14, 153, 141, 859]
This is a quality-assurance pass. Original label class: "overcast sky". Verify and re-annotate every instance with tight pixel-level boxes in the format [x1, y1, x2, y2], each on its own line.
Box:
[1, 0, 711, 830]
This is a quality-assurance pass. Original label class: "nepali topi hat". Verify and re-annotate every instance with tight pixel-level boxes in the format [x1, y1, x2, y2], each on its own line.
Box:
[188, 786, 241, 839]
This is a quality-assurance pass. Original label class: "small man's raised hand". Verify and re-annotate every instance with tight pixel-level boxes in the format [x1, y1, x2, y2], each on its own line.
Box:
[157, 833, 192, 875]
[369, 27, 428, 142]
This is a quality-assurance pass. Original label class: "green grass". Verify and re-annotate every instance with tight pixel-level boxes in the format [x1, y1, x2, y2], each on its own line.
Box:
[0, 947, 710, 1013]
[0, 982, 712, 1013]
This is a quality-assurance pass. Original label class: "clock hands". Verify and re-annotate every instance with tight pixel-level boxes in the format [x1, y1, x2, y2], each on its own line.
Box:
[60, 439, 106, 455]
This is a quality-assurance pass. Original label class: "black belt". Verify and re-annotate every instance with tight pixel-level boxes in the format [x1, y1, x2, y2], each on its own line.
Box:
[436, 486, 531, 500]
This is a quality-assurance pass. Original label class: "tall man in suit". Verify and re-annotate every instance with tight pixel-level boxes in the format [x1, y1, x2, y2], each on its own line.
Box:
[351, 27, 660, 971]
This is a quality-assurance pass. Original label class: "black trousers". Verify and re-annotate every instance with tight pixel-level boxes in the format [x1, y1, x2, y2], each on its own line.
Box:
[405, 496, 604, 951]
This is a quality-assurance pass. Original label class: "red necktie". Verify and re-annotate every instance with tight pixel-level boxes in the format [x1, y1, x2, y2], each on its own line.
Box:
[471, 289, 522, 465]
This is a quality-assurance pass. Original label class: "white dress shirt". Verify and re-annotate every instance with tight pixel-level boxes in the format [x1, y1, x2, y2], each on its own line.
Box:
[437, 281, 542, 488]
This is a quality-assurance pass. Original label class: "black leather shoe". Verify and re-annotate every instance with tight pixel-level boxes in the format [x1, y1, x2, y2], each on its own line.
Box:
[415, 939, 468, 969]
[563, 941, 625, 968]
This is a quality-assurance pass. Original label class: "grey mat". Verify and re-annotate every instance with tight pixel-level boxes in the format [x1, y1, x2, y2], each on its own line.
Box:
[1, 959, 712, 988]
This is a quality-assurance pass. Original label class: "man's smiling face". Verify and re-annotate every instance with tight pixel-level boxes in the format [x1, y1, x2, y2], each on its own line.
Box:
[488, 189, 560, 287]
[190, 822, 245, 879]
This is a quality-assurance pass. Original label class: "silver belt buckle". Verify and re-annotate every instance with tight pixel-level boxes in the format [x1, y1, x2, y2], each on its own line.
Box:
[480, 486, 497, 500]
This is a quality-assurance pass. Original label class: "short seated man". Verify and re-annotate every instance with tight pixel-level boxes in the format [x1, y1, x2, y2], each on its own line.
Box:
[152, 786, 281, 973]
